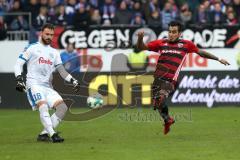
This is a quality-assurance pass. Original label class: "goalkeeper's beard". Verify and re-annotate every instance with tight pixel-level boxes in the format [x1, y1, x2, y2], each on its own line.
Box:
[41, 37, 52, 45]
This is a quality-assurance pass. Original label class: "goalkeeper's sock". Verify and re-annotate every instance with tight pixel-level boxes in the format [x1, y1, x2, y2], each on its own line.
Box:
[40, 113, 61, 134]
[51, 102, 68, 128]
[39, 104, 55, 137]
[51, 113, 61, 128]
[40, 103, 67, 134]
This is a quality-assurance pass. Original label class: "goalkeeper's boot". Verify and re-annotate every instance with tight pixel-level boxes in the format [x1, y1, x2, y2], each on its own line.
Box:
[51, 133, 64, 143]
[37, 133, 50, 142]
[163, 117, 175, 135]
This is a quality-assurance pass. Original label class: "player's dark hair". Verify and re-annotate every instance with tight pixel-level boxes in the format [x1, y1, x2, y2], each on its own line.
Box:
[41, 23, 55, 31]
[168, 21, 183, 32]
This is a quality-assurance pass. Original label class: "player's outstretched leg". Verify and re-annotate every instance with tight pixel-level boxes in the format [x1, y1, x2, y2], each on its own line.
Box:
[52, 101, 68, 128]
[51, 101, 68, 142]
[38, 102, 59, 142]
[154, 96, 174, 132]
[159, 104, 175, 135]
[153, 89, 175, 135]
[39, 101, 68, 142]
[152, 78, 175, 135]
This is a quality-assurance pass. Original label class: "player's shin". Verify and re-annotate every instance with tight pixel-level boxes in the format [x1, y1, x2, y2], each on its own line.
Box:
[154, 95, 170, 122]
[158, 104, 170, 123]
[51, 102, 68, 128]
[39, 104, 55, 136]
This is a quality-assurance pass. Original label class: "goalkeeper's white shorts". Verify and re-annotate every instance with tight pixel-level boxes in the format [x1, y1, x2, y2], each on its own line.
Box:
[26, 85, 63, 111]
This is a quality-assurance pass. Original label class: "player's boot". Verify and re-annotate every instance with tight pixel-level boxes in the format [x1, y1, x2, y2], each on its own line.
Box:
[37, 133, 50, 142]
[163, 117, 175, 135]
[51, 133, 64, 143]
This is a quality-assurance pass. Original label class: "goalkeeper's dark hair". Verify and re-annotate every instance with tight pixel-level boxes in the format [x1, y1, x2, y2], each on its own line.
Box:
[168, 21, 183, 32]
[41, 23, 55, 31]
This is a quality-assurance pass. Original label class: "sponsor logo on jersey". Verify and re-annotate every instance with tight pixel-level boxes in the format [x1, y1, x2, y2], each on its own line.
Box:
[39, 57, 53, 65]
[162, 50, 181, 54]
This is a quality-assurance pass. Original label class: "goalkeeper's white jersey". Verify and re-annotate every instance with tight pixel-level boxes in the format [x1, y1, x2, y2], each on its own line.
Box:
[18, 42, 62, 87]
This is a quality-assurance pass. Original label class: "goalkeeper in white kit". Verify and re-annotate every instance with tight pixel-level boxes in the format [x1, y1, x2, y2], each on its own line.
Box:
[14, 23, 80, 143]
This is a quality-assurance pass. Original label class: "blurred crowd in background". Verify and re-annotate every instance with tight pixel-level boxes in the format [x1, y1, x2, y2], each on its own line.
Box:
[0, 0, 240, 32]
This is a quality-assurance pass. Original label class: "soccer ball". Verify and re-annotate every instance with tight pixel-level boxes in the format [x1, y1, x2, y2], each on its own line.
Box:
[87, 94, 104, 109]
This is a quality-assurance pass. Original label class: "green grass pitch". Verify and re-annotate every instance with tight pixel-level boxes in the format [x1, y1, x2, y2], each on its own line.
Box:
[0, 107, 240, 160]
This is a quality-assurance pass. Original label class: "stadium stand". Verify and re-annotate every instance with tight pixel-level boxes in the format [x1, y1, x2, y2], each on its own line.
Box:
[0, 0, 239, 41]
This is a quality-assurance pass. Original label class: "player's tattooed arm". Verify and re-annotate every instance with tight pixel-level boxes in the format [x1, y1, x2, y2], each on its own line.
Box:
[136, 31, 148, 51]
[197, 50, 230, 66]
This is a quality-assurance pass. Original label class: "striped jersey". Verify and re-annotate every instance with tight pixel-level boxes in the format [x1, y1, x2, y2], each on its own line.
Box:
[147, 39, 199, 81]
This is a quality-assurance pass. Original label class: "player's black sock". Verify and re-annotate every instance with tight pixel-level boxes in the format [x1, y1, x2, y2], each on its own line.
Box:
[159, 104, 169, 123]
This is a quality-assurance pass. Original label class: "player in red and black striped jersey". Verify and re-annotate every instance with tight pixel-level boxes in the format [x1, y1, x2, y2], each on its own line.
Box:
[137, 21, 230, 135]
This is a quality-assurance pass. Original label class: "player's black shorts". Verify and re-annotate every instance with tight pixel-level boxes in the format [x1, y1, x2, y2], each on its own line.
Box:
[152, 77, 176, 100]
